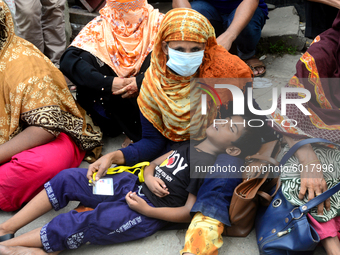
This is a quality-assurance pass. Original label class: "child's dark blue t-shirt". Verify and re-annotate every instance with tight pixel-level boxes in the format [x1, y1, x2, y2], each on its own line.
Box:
[142, 143, 216, 208]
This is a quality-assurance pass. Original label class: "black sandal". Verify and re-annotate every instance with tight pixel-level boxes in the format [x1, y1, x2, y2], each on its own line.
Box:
[0, 233, 14, 242]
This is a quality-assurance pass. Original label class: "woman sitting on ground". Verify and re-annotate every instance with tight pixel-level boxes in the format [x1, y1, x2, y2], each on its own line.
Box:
[60, 0, 164, 148]
[268, 10, 340, 255]
[87, 7, 253, 182]
[0, 0, 102, 212]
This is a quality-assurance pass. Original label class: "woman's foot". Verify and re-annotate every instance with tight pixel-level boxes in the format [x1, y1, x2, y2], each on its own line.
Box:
[245, 57, 266, 77]
[0, 245, 47, 255]
[122, 136, 133, 148]
[0, 226, 15, 240]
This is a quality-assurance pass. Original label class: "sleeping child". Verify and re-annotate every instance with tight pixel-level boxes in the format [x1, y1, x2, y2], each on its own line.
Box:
[0, 115, 261, 254]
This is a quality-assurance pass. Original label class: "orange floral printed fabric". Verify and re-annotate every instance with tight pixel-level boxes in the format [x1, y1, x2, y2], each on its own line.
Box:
[137, 8, 252, 142]
[181, 212, 224, 255]
[0, 1, 102, 150]
[71, 0, 164, 77]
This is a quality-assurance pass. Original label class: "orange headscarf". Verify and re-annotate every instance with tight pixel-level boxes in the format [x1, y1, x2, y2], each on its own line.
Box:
[71, 0, 164, 77]
[0, 0, 102, 150]
[137, 8, 252, 142]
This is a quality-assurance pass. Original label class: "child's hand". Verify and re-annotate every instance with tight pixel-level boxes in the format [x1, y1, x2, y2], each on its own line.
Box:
[145, 176, 169, 197]
[125, 191, 150, 214]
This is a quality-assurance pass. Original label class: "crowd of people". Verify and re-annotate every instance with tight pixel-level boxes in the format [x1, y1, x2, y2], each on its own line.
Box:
[0, 0, 339, 254]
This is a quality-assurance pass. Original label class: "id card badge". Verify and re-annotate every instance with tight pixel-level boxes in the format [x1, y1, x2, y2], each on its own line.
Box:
[92, 178, 114, 196]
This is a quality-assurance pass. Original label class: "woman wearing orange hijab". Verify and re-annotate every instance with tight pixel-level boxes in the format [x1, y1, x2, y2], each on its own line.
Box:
[60, 0, 164, 147]
[87, 8, 252, 182]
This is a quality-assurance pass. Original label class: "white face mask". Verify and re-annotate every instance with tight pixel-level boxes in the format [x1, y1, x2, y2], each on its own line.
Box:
[166, 47, 204, 77]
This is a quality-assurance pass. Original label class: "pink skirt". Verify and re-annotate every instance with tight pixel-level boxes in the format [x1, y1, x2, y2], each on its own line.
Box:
[0, 133, 85, 211]
[308, 214, 340, 240]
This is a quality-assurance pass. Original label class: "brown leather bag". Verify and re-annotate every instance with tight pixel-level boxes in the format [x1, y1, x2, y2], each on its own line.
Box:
[223, 140, 281, 237]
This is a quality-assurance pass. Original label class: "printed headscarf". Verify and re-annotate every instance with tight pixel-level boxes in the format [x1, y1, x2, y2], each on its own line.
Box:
[137, 8, 252, 142]
[0, 0, 102, 150]
[71, 0, 164, 77]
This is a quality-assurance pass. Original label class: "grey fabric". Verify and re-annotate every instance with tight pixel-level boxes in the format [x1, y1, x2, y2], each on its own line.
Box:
[14, 0, 66, 65]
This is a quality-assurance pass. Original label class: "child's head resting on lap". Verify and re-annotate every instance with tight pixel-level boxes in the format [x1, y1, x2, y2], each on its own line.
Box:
[198, 115, 262, 159]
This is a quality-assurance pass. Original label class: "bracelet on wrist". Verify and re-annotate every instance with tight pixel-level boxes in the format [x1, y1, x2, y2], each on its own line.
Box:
[304, 159, 320, 166]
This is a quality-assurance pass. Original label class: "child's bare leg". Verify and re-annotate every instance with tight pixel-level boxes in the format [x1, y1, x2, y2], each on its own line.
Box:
[0, 189, 52, 236]
[1, 228, 42, 247]
[0, 244, 61, 255]
[321, 236, 340, 255]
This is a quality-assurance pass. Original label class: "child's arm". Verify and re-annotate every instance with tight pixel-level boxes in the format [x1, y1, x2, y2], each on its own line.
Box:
[125, 192, 196, 223]
[143, 150, 173, 197]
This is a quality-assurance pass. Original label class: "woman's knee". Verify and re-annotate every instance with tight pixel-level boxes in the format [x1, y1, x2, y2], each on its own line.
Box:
[232, 7, 265, 50]
[191, 1, 221, 22]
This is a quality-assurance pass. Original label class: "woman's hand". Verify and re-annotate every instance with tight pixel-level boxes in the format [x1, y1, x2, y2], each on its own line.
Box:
[299, 157, 330, 215]
[86, 151, 125, 181]
[112, 77, 138, 98]
[284, 136, 330, 215]
[125, 191, 150, 215]
[111, 77, 127, 94]
[87, 153, 112, 181]
[216, 32, 234, 51]
[144, 175, 170, 197]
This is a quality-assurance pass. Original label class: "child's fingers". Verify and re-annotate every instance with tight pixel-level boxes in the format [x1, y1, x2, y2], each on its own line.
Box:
[156, 178, 167, 189]
[125, 191, 132, 200]
[129, 192, 139, 201]
[325, 198, 331, 211]
[155, 186, 169, 196]
[154, 190, 165, 198]
[158, 183, 169, 194]
[152, 187, 164, 197]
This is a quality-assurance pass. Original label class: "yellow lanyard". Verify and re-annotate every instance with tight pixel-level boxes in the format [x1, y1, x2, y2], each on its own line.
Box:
[89, 161, 150, 184]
